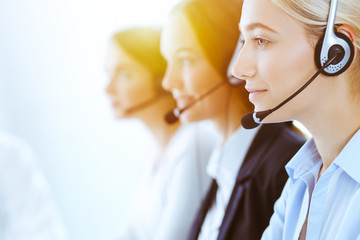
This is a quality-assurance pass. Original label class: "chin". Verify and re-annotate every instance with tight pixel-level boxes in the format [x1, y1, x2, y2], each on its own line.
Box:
[262, 112, 292, 124]
[113, 110, 130, 119]
[180, 112, 204, 123]
[254, 103, 270, 113]
[114, 114, 124, 120]
[179, 115, 193, 123]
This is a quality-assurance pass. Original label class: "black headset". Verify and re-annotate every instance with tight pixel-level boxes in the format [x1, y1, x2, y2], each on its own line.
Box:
[240, 0, 357, 129]
[315, 0, 355, 76]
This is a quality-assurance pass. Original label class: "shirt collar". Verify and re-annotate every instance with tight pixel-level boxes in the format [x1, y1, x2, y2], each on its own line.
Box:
[286, 128, 360, 184]
[333, 128, 360, 184]
[285, 138, 322, 182]
[207, 126, 259, 187]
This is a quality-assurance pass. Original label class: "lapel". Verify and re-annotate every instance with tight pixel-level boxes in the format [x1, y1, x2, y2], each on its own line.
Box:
[217, 123, 289, 239]
[188, 179, 218, 240]
[237, 123, 288, 183]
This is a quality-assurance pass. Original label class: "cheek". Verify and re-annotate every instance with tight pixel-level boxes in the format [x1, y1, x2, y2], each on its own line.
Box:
[118, 84, 137, 107]
[181, 64, 225, 122]
[262, 44, 315, 103]
[183, 63, 222, 96]
[119, 81, 155, 107]
[182, 68, 204, 95]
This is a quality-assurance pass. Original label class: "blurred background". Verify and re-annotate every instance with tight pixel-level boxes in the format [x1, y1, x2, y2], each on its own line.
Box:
[0, 0, 181, 239]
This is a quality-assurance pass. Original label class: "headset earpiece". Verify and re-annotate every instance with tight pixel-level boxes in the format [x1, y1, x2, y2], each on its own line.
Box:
[314, 0, 355, 76]
[315, 32, 354, 76]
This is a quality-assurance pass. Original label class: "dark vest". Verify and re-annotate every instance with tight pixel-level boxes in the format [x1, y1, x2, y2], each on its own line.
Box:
[188, 122, 305, 240]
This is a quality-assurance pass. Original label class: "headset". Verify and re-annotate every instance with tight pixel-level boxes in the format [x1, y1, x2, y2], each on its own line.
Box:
[315, 0, 354, 76]
[165, 34, 244, 125]
[241, 0, 355, 129]
[164, 81, 226, 124]
[123, 95, 160, 115]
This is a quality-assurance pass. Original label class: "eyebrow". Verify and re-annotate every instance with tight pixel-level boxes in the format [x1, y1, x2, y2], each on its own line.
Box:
[107, 64, 132, 74]
[239, 22, 278, 34]
[114, 64, 129, 70]
[175, 47, 196, 54]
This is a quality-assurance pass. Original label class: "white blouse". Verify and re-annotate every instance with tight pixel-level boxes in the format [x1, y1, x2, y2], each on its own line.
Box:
[0, 133, 68, 240]
[198, 126, 259, 240]
[115, 122, 219, 240]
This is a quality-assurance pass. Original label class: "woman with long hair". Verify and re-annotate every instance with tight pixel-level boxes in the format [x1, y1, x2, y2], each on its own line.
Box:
[233, 0, 360, 238]
[105, 26, 217, 240]
[161, 0, 305, 239]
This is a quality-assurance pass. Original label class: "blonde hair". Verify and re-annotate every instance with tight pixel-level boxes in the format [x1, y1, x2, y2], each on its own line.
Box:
[170, 0, 242, 76]
[169, 0, 253, 111]
[271, 0, 360, 96]
[111, 27, 167, 94]
[271, 0, 360, 49]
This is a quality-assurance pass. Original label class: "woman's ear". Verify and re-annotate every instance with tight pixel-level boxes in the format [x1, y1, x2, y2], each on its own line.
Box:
[336, 25, 359, 75]
[337, 25, 356, 43]
[337, 25, 358, 61]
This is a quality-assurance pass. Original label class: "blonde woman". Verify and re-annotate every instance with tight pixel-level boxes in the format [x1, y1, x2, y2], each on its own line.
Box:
[161, 0, 305, 239]
[105, 27, 217, 240]
[233, 0, 360, 239]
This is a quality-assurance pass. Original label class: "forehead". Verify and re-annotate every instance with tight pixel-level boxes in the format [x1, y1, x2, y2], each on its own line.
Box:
[240, 0, 304, 36]
[161, 14, 203, 57]
[105, 41, 138, 72]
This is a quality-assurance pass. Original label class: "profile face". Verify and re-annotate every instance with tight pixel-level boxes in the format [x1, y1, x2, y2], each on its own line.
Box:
[161, 16, 226, 123]
[105, 41, 156, 119]
[232, 0, 323, 123]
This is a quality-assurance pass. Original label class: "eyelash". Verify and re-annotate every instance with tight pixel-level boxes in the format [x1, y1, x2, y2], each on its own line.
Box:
[254, 37, 270, 47]
[238, 38, 245, 46]
[178, 57, 192, 67]
[238, 36, 270, 48]
[116, 71, 129, 80]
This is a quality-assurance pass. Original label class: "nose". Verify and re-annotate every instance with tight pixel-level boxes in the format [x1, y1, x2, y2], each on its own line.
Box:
[162, 63, 183, 92]
[231, 43, 256, 82]
[105, 77, 117, 96]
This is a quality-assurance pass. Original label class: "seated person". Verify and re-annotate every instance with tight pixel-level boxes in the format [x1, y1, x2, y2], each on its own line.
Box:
[104, 27, 218, 240]
[160, 0, 305, 239]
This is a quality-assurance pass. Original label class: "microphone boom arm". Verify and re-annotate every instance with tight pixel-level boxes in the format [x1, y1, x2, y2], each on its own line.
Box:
[242, 52, 339, 129]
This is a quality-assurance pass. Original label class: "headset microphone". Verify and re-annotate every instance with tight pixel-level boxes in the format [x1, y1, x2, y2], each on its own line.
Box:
[123, 95, 160, 114]
[164, 106, 184, 124]
[241, 0, 354, 129]
[241, 50, 341, 129]
[165, 81, 226, 124]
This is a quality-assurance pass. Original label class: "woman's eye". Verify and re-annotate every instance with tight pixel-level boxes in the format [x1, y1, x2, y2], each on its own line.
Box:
[256, 38, 269, 46]
[238, 38, 245, 46]
[117, 70, 129, 80]
[181, 58, 192, 67]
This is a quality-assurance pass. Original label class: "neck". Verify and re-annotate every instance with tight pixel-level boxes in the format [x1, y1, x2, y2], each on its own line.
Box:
[300, 90, 360, 174]
[138, 96, 180, 158]
[211, 86, 249, 143]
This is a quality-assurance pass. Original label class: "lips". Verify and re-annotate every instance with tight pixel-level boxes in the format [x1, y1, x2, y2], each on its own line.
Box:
[109, 100, 118, 108]
[245, 87, 267, 101]
[175, 96, 195, 109]
[109, 99, 126, 112]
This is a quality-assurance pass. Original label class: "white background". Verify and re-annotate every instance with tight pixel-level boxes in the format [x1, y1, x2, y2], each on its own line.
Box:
[0, 0, 180, 239]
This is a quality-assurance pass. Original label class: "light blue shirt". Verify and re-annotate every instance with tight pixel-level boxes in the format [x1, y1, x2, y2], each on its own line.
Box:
[262, 129, 360, 240]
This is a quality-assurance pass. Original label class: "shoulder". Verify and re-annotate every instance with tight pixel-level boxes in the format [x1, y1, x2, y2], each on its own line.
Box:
[175, 121, 219, 144]
[253, 122, 305, 158]
[0, 133, 34, 166]
[0, 133, 42, 191]
[260, 122, 305, 145]
[242, 123, 305, 180]
[164, 122, 218, 170]
[168, 122, 219, 156]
